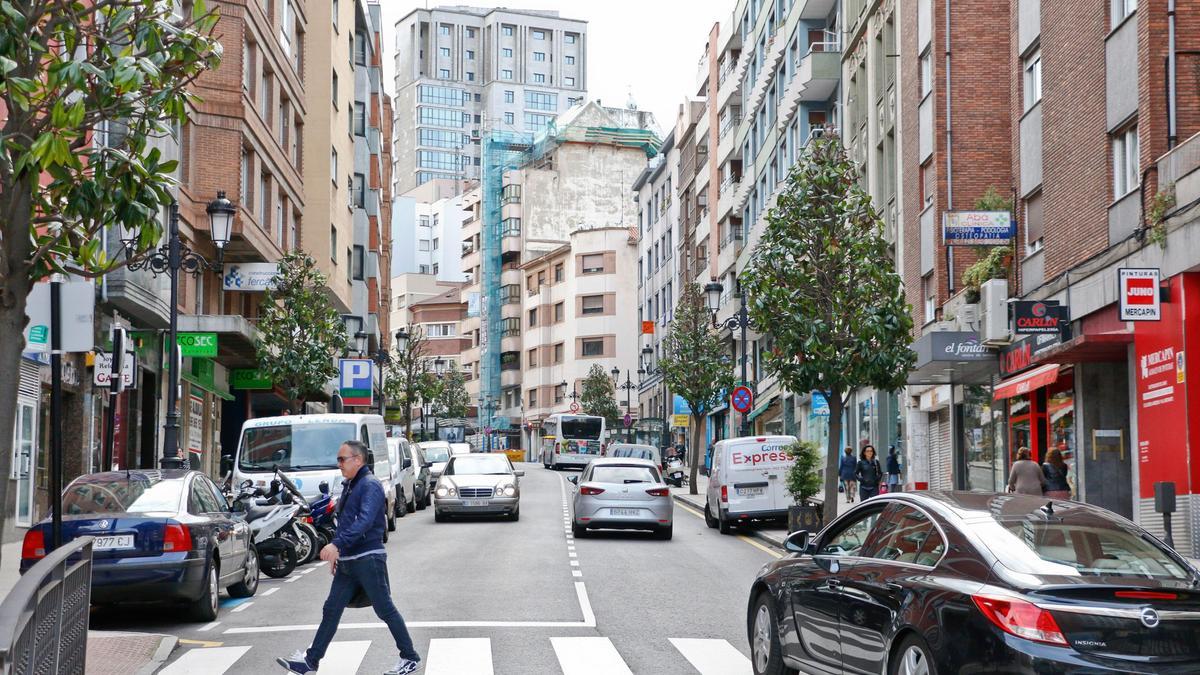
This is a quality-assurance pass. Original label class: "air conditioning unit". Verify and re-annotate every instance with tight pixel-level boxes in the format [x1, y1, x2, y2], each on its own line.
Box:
[957, 303, 979, 330]
[980, 278, 1011, 345]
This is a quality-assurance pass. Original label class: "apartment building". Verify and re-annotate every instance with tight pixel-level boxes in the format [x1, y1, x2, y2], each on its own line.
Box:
[459, 186, 484, 406]
[407, 286, 471, 435]
[392, 6, 588, 192]
[392, 178, 468, 280]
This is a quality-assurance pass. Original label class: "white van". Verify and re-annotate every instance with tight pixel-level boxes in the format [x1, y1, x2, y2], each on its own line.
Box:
[705, 435, 797, 534]
[388, 437, 417, 514]
[232, 413, 398, 531]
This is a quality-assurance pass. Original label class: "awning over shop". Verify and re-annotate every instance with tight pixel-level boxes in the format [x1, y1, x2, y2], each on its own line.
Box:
[748, 395, 779, 422]
[176, 314, 260, 368]
[993, 364, 1060, 400]
[907, 331, 997, 385]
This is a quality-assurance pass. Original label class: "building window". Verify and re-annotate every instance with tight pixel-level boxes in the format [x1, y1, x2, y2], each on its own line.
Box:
[532, 30, 546, 40]
[331, 70, 338, 107]
[502, 69, 513, 80]
[1024, 191, 1044, 254]
[502, 24, 514, 36]
[354, 32, 367, 65]
[554, 343, 563, 363]
[525, 90, 558, 111]
[502, 318, 520, 337]
[554, 263, 564, 281]
[440, 47, 450, 57]
[439, 68, 450, 79]
[330, 225, 337, 262]
[352, 173, 365, 208]
[352, 245, 364, 280]
[565, 55, 575, 65]
[353, 102, 365, 135]
[332, 0, 338, 29]
[504, 90, 515, 103]
[504, 112, 514, 125]
[581, 295, 604, 315]
[564, 76, 575, 87]
[533, 52, 546, 61]
[922, 274, 935, 324]
[533, 73, 546, 83]
[466, 50, 475, 60]
[1112, 124, 1139, 198]
[466, 72, 475, 81]
[528, 389, 538, 407]
[330, 149, 338, 183]
[418, 106, 466, 128]
[502, 47, 513, 58]
[501, 217, 521, 236]
[466, 28, 476, 38]
[581, 338, 604, 357]
[1023, 49, 1041, 111]
[501, 183, 521, 204]
[565, 33, 577, 44]
[418, 239, 430, 251]
[581, 253, 604, 273]
[555, 383, 566, 403]
[1112, 0, 1137, 27]
[418, 84, 466, 106]
[439, 24, 450, 36]
[919, 50, 932, 99]
[920, 160, 934, 206]
[554, 302, 564, 322]
[525, 112, 553, 132]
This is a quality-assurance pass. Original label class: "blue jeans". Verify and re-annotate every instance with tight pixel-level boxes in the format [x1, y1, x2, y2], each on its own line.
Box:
[306, 554, 420, 666]
[859, 484, 879, 501]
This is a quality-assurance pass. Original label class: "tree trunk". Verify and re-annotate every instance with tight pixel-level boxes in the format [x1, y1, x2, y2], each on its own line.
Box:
[688, 416, 703, 495]
[823, 389, 845, 523]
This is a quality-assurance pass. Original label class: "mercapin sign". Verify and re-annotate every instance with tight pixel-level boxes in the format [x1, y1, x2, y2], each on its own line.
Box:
[1118, 268, 1162, 321]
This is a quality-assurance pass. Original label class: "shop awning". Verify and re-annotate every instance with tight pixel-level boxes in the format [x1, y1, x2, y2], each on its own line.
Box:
[993, 364, 1060, 400]
[747, 395, 779, 421]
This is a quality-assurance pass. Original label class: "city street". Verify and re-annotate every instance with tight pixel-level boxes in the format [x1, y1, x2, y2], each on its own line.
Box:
[90, 465, 776, 674]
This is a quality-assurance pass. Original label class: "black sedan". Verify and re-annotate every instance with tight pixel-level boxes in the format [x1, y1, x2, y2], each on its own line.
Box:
[21, 470, 259, 621]
[748, 491, 1200, 674]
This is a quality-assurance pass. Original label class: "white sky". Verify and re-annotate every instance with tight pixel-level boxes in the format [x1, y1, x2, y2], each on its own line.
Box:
[378, 0, 736, 135]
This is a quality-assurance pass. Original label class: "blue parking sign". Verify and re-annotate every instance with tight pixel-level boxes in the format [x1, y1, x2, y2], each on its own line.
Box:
[339, 359, 374, 407]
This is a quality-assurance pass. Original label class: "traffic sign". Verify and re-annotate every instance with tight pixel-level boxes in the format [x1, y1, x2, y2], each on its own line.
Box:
[731, 386, 754, 414]
[569, 402, 580, 413]
[339, 358, 374, 406]
[623, 413, 632, 428]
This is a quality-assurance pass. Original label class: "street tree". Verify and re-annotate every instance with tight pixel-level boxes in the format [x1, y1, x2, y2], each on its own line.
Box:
[434, 367, 470, 419]
[660, 283, 736, 494]
[740, 135, 915, 522]
[580, 363, 620, 432]
[0, 1, 221, 560]
[384, 324, 438, 439]
[255, 251, 350, 413]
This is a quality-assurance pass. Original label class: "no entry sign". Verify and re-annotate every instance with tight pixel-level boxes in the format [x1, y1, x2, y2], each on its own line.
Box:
[1119, 268, 1161, 321]
[731, 386, 754, 414]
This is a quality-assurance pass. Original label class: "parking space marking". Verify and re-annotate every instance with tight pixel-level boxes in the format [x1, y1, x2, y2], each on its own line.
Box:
[159, 645, 251, 674]
[196, 621, 220, 633]
[231, 602, 253, 613]
[261, 587, 279, 597]
[669, 638, 752, 675]
[674, 502, 783, 559]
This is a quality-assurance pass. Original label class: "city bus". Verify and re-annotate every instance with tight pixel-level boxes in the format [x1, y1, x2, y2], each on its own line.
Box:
[539, 413, 606, 470]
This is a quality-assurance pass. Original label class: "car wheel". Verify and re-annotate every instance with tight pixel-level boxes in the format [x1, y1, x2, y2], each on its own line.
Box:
[657, 524, 673, 540]
[407, 492, 417, 513]
[890, 634, 937, 675]
[262, 543, 297, 579]
[387, 507, 397, 531]
[508, 507, 520, 522]
[571, 522, 587, 538]
[718, 508, 733, 535]
[749, 592, 795, 675]
[228, 546, 259, 598]
[704, 501, 719, 529]
[190, 562, 220, 622]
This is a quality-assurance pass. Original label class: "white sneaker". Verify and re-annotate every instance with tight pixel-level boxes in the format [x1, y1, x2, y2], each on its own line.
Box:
[385, 657, 421, 675]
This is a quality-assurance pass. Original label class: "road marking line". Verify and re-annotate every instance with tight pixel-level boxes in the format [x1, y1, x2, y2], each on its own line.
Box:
[196, 621, 220, 633]
[568, 552, 577, 558]
[669, 638, 753, 675]
[159, 645, 251, 674]
[301, 566, 317, 574]
[230, 601, 253, 613]
[261, 587, 279, 597]
[316, 640, 371, 674]
[570, 560, 579, 566]
[425, 637, 493, 675]
[738, 535, 783, 559]
[567, 546, 575, 551]
[572, 570, 583, 577]
[551, 637, 632, 675]
[676, 503, 704, 519]
[177, 639, 223, 648]
[285, 575, 302, 583]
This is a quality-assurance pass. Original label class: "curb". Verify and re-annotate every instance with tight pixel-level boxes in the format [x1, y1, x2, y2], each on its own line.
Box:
[133, 633, 178, 675]
[672, 493, 786, 551]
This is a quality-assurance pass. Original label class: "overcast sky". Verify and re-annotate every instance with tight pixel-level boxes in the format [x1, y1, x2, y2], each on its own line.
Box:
[378, 1, 735, 134]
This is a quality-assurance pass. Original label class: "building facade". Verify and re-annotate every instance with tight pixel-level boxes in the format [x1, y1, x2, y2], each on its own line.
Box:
[392, 178, 468, 280]
[391, 6, 588, 193]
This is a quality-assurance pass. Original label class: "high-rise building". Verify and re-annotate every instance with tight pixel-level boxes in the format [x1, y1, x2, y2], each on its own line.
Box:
[392, 179, 468, 281]
[391, 6, 588, 193]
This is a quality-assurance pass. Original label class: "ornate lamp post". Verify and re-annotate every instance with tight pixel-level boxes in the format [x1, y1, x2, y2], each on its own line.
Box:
[641, 345, 669, 451]
[612, 366, 637, 441]
[121, 192, 235, 469]
[705, 281, 753, 435]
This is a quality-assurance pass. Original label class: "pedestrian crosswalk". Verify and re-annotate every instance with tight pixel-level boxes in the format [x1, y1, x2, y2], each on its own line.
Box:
[158, 636, 751, 674]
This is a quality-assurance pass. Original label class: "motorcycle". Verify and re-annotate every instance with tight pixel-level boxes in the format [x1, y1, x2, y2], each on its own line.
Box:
[309, 480, 338, 550]
[665, 455, 686, 487]
[230, 478, 300, 579]
[255, 471, 321, 566]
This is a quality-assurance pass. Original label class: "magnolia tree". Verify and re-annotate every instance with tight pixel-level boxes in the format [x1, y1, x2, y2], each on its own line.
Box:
[255, 252, 349, 413]
[580, 363, 620, 432]
[0, 0, 221, 560]
[434, 367, 470, 419]
[660, 283, 736, 494]
[741, 135, 915, 522]
[384, 324, 438, 439]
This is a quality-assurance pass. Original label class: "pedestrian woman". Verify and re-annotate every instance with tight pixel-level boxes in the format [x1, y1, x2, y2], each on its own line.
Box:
[886, 446, 902, 492]
[838, 447, 858, 503]
[856, 445, 884, 501]
[1042, 447, 1072, 499]
[1006, 446, 1046, 496]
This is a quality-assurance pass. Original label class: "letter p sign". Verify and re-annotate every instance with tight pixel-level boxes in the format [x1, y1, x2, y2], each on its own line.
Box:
[339, 358, 374, 407]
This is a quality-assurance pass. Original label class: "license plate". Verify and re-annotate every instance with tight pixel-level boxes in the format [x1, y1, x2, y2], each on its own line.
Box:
[737, 487, 765, 497]
[463, 499, 489, 507]
[610, 508, 640, 517]
[94, 535, 134, 550]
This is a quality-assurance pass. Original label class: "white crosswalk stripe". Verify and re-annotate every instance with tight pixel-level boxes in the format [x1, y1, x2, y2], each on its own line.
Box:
[669, 638, 753, 675]
[158, 646, 251, 674]
[317, 641, 371, 674]
[424, 637, 494, 675]
[550, 637, 634, 675]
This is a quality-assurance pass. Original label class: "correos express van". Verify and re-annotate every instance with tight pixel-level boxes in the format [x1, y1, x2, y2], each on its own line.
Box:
[233, 413, 397, 530]
[705, 435, 797, 534]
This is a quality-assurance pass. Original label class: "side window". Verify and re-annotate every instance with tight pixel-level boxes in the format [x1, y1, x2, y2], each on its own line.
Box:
[819, 507, 885, 557]
[204, 478, 231, 512]
[188, 484, 207, 515]
[863, 504, 943, 565]
[190, 479, 221, 514]
[361, 426, 374, 469]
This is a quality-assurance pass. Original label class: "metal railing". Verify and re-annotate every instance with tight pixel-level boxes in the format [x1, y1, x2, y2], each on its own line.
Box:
[0, 538, 93, 675]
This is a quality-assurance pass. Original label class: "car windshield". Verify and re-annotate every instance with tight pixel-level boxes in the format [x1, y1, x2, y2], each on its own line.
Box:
[446, 455, 512, 475]
[561, 417, 602, 440]
[421, 445, 451, 462]
[590, 465, 659, 484]
[238, 423, 356, 472]
[62, 476, 185, 514]
[977, 510, 1194, 581]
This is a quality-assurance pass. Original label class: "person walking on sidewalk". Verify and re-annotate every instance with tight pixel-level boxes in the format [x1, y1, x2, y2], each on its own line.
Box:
[886, 446, 902, 492]
[855, 445, 884, 501]
[1042, 447, 1072, 499]
[838, 447, 858, 503]
[277, 440, 422, 675]
[1006, 446, 1046, 496]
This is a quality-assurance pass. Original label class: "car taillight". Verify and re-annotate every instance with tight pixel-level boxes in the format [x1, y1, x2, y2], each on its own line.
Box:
[971, 593, 1067, 645]
[21, 529, 45, 561]
[720, 485, 728, 503]
[580, 486, 605, 496]
[646, 487, 670, 497]
[163, 522, 192, 552]
[1115, 590, 1177, 600]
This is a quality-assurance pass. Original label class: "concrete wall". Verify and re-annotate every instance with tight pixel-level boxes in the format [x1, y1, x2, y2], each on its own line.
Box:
[1077, 361, 1134, 520]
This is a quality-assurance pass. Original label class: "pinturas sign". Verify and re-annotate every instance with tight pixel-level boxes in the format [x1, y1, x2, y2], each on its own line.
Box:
[1119, 268, 1161, 322]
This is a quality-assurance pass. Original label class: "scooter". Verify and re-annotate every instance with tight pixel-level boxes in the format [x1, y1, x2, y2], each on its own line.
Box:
[309, 481, 338, 550]
[665, 456, 686, 487]
[260, 472, 321, 566]
[231, 479, 300, 578]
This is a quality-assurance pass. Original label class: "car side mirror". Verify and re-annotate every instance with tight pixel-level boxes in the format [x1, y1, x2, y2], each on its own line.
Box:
[403, 457, 413, 469]
[513, 470, 525, 477]
[220, 455, 233, 476]
[785, 530, 810, 554]
[422, 462, 432, 469]
[568, 475, 578, 485]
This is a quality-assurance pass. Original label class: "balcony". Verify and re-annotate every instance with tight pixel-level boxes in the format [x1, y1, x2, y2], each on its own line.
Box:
[717, 176, 741, 219]
[798, 0, 837, 20]
[794, 46, 841, 102]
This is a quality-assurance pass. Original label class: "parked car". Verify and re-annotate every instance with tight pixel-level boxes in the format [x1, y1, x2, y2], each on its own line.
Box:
[21, 470, 259, 621]
[747, 491, 1200, 675]
[450, 442, 472, 455]
[388, 437, 416, 515]
[705, 435, 796, 534]
[569, 458, 673, 540]
[408, 444, 432, 510]
[418, 441, 453, 482]
[433, 454, 523, 522]
[607, 443, 663, 469]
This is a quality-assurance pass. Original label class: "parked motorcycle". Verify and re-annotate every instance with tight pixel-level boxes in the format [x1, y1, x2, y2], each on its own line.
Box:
[665, 456, 686, 487]
[255, 472, 321, 566]
[309, 480, 338, 550]
[230, 479, 299, 579]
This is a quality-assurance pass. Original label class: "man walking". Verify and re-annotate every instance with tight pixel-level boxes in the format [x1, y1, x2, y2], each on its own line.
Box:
[277, 440, 422, 675]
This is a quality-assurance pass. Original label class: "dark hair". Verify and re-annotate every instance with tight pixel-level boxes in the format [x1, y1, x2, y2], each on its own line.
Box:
[341, 440, 369, 462]
[1045, 448, 1067, 469]
[861, 445, 876, 460]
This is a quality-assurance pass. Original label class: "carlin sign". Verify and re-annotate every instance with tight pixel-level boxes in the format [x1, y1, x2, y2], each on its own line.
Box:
[1119, 268, 1161, 321]
[1013, 300, 1063, 335]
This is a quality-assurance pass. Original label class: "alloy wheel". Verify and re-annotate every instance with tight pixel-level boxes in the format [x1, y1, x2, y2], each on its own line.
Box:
[207, 566, 218, 616]
[752, 603, 771, 673]
[244, 547, 259, 590]
[901, 645, 930, 675]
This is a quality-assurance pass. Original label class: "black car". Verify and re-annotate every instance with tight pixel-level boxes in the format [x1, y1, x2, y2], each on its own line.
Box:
[21, 470, 259, 621]
[748, 492, 1200, 674]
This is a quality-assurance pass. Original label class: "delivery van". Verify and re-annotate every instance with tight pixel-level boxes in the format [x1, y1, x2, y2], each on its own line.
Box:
[232, 413, 398, 531]
[705, 435, 797, 534]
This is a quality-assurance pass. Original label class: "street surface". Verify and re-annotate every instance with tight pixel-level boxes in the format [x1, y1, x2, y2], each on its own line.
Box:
[91, 464, 779, 674]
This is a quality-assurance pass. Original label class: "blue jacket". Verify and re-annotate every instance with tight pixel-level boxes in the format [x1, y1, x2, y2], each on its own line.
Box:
[332, 466, 386, 557]
[838, 454, 858, 480]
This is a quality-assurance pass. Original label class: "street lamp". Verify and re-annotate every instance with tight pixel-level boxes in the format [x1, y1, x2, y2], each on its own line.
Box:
[481, 396, 499, 452]
[615, 369, 637, 441]
[640, 346, 669, 451]
[560, 380, 581, 405]
[434, 357, 446, 375]
[354, 331, 369, 358]
[395, 328, 410, 353]
[705, 281, 753, 436]
[121, 192, 235, 469]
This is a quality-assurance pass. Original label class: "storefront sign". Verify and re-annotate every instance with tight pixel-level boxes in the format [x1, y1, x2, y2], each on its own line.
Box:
[23, 278, 95, 353]
[93, 351, 137, 388]
[941, 211, 1015, 245]
[933, 332, 991, 360]
[1013, 300, 1062, 335]
[673, 395, 690, 416]
[1000, 333, 1062, 377]
[187, 394, 204, 454]
[222, 263, 280, 292]
[671, 414, 690, 428]
[339, 358, 374, 407]
[231, 368, 272, 390]
[810, 392, 830, 417]
[177, 332, 218, 358]
[1119, 268, 1161, 321]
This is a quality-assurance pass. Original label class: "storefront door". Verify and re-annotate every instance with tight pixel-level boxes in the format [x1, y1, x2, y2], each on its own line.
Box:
[14, 399, 36, 527]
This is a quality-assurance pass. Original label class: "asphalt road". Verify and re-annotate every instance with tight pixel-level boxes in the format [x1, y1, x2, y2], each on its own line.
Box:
[91, 463, 779, 674]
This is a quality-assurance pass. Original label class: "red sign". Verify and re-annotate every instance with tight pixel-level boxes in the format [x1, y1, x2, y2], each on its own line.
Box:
[569, 401, 580, 413]
[641, 321, 654, 335]
[1119, 268, 1161, 321]
[731, 386, 754, 414]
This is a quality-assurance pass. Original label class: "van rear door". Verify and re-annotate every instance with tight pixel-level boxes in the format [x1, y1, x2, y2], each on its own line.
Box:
[726, 439, 794, 515]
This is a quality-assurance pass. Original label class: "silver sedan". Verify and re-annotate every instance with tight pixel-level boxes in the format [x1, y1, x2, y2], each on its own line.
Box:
[569, 458, 673, 540]
[433, 454, 523, 522]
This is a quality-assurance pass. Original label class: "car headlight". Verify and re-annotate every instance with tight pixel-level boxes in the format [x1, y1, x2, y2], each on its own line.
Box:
[500, 484, 517, 497]
[435, 484, 456, 498]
